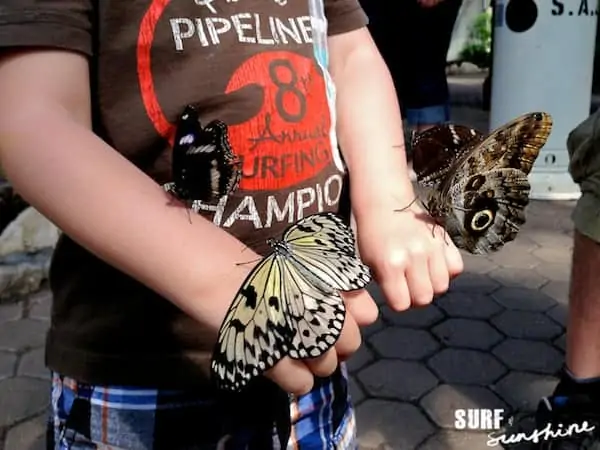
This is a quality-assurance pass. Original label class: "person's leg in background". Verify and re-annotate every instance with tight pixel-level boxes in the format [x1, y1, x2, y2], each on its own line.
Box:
[533, 111, 600, 449]
[359, 0, 412, 119]
[404, 0, 463, 133]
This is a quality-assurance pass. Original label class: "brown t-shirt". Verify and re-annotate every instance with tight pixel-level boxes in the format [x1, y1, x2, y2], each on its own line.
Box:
[0, 0, 367, 388]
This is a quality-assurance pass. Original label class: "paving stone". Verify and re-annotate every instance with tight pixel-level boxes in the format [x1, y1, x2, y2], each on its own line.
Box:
[491, 311, 563, 340]
[492, 339, 563, 374]
[494, 372, 558, 412]
[348, 376, 365, 405]
[362, 314, 386, 339]
[534, 263, 570, 283]
[508, 235, 541, 253]
[357, 360, 438, 402]
[0, 351, 16, 380]
[347, 344, 374, 374]
[526, 230, 573, 249]
[546, 304, 567, 326]
[0, 302, 23, 322]
[532, 247, 572, 265]
[461, 253, 499, 274]
[522, 206, 574, 235]
[427, 349, 507, 385]
[526, 200, 573, 219]
[381, 304, 444, 328]
[449, 273, 500, 294]
[369, 328, 440, 360]
[487, 247, 540, 269]
[418, 431, 502, 449]
[436, 292, 503, 319]
[28, 289, 52, 321]
[0, 377, 49, 427]
[554, 334, 566, 352]
[0, 319, 48, 352]
[18, 348, 49, 380]
[558, 216, 575, 234]
[356, 400, 435, 449]
[4, 413, 46, 450]
[488, 267, 548, 290]
[491, 288, 556, 312]
[541, 281, 569, 305]
[367, 282, 387, 306]
[432, 318, 503, 350]
[420, 384, 507, 429]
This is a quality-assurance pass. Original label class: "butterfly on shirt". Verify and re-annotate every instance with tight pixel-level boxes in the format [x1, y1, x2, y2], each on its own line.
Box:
[409, 111, 553, 254]
[210, 212, 372, 392]
[163, 105, 242, 208]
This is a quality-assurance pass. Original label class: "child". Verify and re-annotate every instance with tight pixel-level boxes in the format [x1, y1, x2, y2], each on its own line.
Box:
[0, 0, 462, 448]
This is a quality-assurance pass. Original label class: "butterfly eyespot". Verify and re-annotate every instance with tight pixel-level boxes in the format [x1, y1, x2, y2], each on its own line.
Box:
[471, 209, 494, 231]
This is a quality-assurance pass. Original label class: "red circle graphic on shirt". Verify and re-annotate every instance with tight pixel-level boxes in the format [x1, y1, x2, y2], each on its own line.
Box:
[137, 3, 334, 192]
[137, 0, 174, 146]
[226, 51, 332, 191]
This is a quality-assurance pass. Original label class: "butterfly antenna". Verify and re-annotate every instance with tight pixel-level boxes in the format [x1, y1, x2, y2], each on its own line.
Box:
[394, 196, 419, 213]
[235, 257, 262, 267]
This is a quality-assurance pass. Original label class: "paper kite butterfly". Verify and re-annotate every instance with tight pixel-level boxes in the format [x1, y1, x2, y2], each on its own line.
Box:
[210, 212, 372, 392]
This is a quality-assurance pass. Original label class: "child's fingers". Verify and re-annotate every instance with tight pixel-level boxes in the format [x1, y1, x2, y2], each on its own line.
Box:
[342, 289, 378, 326]
[265, 357, 315, 396]
[334, 313, 362, 361]
[304, 349, 339, 378]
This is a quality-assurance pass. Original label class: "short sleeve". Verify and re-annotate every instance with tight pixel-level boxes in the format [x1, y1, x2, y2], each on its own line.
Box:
[0, 0, 93, 56]
[325, 0, 369, 36]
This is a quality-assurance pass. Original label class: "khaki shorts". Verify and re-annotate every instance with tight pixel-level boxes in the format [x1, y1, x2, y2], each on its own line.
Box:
[568, 109, 600, 243]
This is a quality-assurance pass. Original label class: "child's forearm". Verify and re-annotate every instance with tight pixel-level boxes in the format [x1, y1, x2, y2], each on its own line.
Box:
[0, 52, 255, 338]
[329, 28, 415, 215]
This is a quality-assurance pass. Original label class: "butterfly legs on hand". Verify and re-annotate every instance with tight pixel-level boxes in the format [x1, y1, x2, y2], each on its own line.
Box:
[163, 182, 195, 224]
[394, 196, 452, 246]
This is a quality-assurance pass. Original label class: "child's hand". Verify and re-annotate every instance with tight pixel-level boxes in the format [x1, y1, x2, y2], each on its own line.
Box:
[355, 202, 464, 311]
[263, 287, 377, 396]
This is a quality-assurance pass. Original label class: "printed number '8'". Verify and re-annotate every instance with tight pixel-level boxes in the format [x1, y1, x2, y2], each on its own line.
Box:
[269, 59, 307, 123]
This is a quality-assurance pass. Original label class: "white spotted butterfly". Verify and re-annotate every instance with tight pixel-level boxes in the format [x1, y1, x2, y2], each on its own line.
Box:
[210, 212, 372, 392]
[163, 105, 242, 207]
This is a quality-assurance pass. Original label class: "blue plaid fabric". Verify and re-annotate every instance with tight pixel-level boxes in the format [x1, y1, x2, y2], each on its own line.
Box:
[48, 365, 357, 450]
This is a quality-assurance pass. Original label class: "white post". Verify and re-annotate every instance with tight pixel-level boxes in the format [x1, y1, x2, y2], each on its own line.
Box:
[490, 0, 597, 200]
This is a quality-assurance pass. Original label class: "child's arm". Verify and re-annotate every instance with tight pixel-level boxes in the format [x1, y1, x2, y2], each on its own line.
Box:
[0, 50, 251, 331]
[0, 49, 353, 394]
[328, 28, 464, 310]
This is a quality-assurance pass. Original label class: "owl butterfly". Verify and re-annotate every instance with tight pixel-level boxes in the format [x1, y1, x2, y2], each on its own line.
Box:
[411, 112, 553, 254]
[211, 212, 372, 392]
[163, 105, 242, 208]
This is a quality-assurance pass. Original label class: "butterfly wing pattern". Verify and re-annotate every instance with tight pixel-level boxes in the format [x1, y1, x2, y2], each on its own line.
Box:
[211, 213, 371, 392]
[163, 105, 242, 206]
[412, 123, 485, 189]
[413, 112, 553, 254]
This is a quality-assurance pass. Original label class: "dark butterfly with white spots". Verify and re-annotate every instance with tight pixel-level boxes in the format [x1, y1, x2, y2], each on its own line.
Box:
[411, 111, 553, 254]
[163, 105, 242, 207]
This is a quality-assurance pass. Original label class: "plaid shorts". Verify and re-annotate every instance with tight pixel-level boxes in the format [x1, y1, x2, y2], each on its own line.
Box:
[48, 366, 357, 450]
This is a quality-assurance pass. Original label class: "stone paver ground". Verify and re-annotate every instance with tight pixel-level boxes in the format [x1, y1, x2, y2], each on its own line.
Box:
[0, 90, 576, 449]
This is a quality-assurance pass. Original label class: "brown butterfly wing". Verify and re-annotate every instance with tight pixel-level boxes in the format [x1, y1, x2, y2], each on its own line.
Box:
[412, 124, 485, 189]
[439, 112, 553, 254]
[444, 169, 531, 254]
[454, 112, 553, 182]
